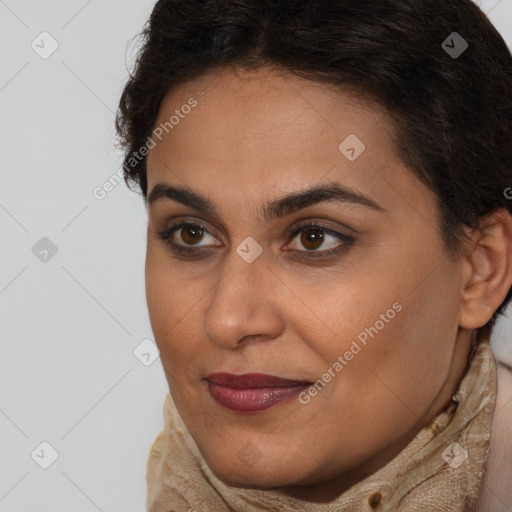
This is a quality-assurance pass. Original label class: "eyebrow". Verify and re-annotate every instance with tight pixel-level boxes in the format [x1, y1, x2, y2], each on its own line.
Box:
[147, 181, 384, 221]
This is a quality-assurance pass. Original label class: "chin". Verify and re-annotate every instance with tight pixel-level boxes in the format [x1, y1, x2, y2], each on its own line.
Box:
[206, 453, 306, 490]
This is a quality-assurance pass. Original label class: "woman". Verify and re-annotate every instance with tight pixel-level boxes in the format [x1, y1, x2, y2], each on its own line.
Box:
[116, 0, 512, 510]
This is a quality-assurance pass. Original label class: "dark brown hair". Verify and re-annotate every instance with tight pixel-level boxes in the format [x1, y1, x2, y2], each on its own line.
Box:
[115, 0, 512, 339]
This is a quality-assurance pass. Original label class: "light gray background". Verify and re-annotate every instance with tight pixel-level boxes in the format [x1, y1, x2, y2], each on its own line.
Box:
[1, 1, 511, 511]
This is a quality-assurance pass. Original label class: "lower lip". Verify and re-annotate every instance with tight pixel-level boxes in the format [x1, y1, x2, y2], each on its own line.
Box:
[207, 383, 310, 412]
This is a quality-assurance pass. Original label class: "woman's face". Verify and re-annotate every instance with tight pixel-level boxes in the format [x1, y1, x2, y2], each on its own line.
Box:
[145, 66, 468, 495]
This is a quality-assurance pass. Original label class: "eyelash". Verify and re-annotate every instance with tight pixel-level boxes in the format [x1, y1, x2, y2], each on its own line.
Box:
[156, 221, 356, 260]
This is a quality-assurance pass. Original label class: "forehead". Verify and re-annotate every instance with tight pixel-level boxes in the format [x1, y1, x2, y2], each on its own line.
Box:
[146, 65, 436, 222]
[154, 65, 390, 144]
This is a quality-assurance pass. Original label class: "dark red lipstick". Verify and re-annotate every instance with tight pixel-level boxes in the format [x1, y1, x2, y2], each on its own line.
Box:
[205, 373, 312, 412]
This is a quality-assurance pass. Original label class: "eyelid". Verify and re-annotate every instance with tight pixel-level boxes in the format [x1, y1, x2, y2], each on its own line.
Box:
[160, 221, 220, 247]
[285, 218, 358, 238]
[283, 221, 355, 258]
[157, 218, 356, 259]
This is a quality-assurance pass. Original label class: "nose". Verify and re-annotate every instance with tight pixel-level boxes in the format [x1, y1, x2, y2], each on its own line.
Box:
[203, 248, 285, 350]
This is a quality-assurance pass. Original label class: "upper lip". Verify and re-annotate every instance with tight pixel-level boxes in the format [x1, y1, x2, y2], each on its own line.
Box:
[205, 373, 312, 389]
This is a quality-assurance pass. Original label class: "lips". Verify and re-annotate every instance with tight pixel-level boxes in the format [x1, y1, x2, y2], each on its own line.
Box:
[205, 373, 312, 412]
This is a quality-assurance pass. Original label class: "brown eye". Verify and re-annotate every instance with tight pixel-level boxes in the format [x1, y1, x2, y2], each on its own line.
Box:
[283, 222, 356, 259]
[180, 225, 206, 246]
[157, 222, 220, 254]
[288, 225, 349, 254]
[157, 221, 355, 260]
[300, 229, 325, 251]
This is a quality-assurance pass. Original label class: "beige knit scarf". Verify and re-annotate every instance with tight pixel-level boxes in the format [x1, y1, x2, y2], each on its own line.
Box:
[146, 336, 497, 512]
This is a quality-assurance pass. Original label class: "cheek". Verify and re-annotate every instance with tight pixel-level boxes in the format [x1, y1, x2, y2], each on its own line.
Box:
[145, 248, 200, 364]
[355, 273, 462, 417]
[308, 257, 462, 413]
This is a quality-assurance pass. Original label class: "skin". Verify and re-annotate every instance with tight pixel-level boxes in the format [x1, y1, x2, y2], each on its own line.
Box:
[144, 65, 512, 501]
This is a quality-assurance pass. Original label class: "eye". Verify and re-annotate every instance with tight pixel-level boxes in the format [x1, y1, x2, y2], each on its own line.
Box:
[157, 221, 356, 259]
[284, 222, 355, 258]
[157, 222, 220, 256]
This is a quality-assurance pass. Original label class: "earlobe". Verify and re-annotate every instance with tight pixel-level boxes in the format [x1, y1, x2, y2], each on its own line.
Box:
[459, 209, 512, 330]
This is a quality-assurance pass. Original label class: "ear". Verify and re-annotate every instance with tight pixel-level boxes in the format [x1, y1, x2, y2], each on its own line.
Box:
[459, 208, 512, 330]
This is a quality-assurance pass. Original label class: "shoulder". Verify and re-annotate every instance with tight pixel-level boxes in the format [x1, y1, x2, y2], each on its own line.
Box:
[475, 361, 512, 512]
